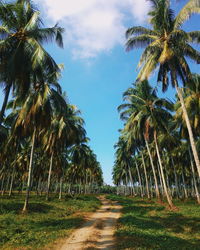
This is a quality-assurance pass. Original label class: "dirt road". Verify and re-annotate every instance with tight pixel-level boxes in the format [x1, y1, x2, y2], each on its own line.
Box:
[59, 196, 121, 250]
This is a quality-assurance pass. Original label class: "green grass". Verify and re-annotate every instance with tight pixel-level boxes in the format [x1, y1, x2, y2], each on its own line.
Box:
[108, 195, 200, 250]
[0, 193, 101, 249]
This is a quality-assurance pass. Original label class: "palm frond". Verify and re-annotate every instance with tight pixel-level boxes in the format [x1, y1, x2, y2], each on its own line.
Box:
[188, 31, 200, 43]
[24, 11, 40, 31]
[137, 52, 160, 81]
[126, 26, 158, 38]
[174, 0, 200, 29]
[126, 34, 157, 51]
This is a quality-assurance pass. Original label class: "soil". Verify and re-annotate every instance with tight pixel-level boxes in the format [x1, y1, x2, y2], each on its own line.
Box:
[58, 196, 121, 250]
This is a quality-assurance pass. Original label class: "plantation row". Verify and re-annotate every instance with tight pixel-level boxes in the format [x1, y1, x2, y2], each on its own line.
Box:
[0, 0, 103, 212]
[113, 0, 200, 208]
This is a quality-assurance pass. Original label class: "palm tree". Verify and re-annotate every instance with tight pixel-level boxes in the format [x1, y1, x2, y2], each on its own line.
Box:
[114, 137, 138, 196]
[119, 80, 175, 207]
[0, 0, 64, 124]
[118, 80, 161, 200]
[43, 102, 86, 200]
[10, 83, 60, 211]
[126, 0, 200, 178]
[69, 143, 101, 194]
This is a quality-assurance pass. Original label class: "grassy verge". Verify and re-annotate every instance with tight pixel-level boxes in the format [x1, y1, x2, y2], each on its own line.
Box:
[108, 195, 200, 250]
[0, 194, 101, 249]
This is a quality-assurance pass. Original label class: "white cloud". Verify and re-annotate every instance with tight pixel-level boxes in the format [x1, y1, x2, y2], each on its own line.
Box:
[34, 0, 150, 59]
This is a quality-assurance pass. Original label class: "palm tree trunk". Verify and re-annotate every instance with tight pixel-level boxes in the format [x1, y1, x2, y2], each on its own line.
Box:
[84, 173, 87, 195]
[172, 159, 180, 199]
[9, 169, 15, 197]
[150, 175, 154, 197]
[59, 177, 63, 200]
[135, 158, 143, 198]
[189, 149, 200, 204]
[145, 137, 161, 200]
[46, 152, 54, 201]
[125, 172, 129, 196]
[175, 83, 200, 178]
[141, 151, 150, 199]
[1, 174, 5, 196]
[78, 179, 82, 194]
[128, 166, 136, 196]
[154, 131, 174, 208]
[181, 170, 188, 199]
[0, 84, 11, 125]
[37, 176, 42, 196]
[157, 163, 164, 197]
[5, 174, 11, 193]
[68, 183, 71, 194]
[23, 128, 36, 212]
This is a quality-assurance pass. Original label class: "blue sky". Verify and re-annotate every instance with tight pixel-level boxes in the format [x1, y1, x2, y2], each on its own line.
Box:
[0, 0, 199, 184]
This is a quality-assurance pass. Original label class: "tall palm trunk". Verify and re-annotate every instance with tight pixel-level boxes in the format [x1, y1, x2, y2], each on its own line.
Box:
[5, 174, 10, 193]
[128, 166, 136, 196]
[59, 177, 63, 200]
[1, 174, 5, 196]
[84, 172, 87, 194]
[9, 169, 15, 197]
[149, 175, 154, 197]
[172, 158, 180, 198]
[181, 170, 188, 199]
[46, 152, 54, 201]
[154, 131, 174, 208]
[23, 128, 36, 212]
[0, 84, 11, 125]
[175, 83, 200, 178]
[135, 158, 143, 197]
[37, 176, 42, 196]
[125, 171, 129, 196]
[141, 151, 150, 199]
[189, 149, 200, 204]
[157, 163, 164, 197]
[145, 137, 161, 200]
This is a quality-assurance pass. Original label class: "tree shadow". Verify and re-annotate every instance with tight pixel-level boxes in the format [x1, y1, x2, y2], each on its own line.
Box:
[0, 201, 53, 214]
[34, 217, 84, 231]
[155, 213, 200, 234]
[115, 233, 200, 250]
[113, 197, 200, 249]
[122, 205, 165, 216]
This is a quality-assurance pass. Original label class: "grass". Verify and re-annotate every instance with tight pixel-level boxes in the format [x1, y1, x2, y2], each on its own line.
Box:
[108, 195, 200, 250]
[0, 193, 101, 249]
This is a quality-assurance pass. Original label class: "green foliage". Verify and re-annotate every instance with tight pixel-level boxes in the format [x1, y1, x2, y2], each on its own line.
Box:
[0, 194, 100, 249]
[108, 195, 200, 249]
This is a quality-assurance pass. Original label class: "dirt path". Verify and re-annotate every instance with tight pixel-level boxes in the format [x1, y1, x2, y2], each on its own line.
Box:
[59, 196, 121, 250]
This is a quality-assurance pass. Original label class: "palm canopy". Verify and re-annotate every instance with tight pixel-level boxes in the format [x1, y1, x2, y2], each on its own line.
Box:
[119, 80, 173, 143]
[126, 0, 200, 91]
[0, 0, 64, 122]
[42, 104, 86, 155]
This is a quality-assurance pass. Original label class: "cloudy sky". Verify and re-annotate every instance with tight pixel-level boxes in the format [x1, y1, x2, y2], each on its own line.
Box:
[34, 0, 151, 59]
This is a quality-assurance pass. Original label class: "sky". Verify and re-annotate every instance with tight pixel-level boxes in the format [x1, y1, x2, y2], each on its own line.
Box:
[0, 0, 199, 185]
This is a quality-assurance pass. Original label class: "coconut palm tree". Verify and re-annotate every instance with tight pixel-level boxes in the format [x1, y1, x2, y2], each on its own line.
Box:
[118, 80, 162, 200]
[43, 102, 86, 200]
[126, 0, 200, 178]
[119, 80, 175, 207]
[0, 0, 64, 124]
[114, 137, 138, 196]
